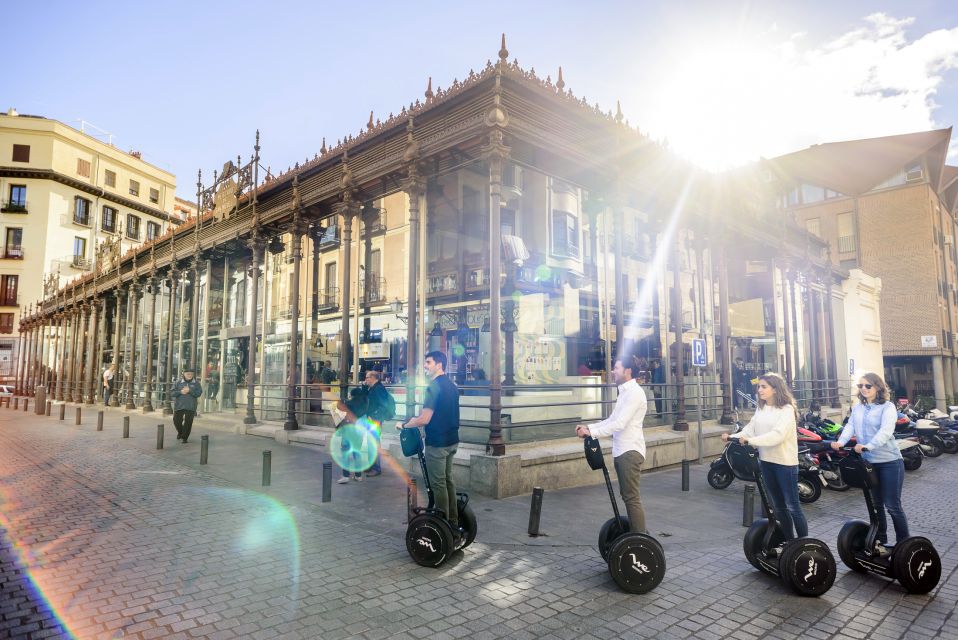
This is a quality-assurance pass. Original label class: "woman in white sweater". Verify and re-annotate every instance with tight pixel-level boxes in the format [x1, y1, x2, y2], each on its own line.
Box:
[722, 372, 807, 540]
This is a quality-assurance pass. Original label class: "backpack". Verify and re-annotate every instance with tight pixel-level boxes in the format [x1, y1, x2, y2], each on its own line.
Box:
[382, 390, 396, 421]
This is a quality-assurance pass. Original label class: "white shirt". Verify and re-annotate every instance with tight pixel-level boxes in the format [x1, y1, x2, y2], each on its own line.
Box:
[738, 405, 798, 467]
[103, 369, 114, 383]
[589, 379, 648, 458]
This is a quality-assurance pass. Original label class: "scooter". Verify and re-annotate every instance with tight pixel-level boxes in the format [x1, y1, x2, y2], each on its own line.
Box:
[836, 446, 941, 594]
[726, 435, 837, 596]
[584, 436, 666, 593]
[796, 447, 826, 504]
[912, 409, 958, 454]
[401, 427, 478, 567]
[797, 426, 850, 492]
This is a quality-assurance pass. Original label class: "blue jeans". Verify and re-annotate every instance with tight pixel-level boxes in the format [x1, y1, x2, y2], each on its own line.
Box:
[870, 459, 909, 544]
[760, 461, 809, 540]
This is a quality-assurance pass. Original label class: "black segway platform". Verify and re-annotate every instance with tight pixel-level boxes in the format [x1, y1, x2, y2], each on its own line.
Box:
[401, 427, 477, 567]
[836, 448, 941, 594]
[727, 437, 836, 597]
[584, 436, 665, 593]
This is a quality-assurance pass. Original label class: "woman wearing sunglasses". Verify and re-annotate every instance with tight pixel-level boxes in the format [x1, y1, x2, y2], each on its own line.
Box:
[831, 372, 907, 556]
[722, 372, 807, 541]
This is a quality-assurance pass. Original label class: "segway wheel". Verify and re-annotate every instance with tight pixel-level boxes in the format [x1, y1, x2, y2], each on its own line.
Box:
[743, 519, 783, 576]
[778, 538, 836, 597]
[797, 477, 821, 504]
[836, 520, 870, 573]
[892, 536, 941, 594]
[598, 516, 630, 562]
[406, 513, 454, 567]
[903, 453, 922, 471]
[707, 467, 734, 490]
[607, 533, 666, 594]
[457, 501, 478, 548]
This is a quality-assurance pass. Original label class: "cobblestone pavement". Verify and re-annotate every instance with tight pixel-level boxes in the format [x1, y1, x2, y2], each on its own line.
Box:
[1, 405, 957, 640]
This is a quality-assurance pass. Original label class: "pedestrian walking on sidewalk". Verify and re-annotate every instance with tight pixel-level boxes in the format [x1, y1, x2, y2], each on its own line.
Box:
[102, 363, 116, 406]
[576, 355, 649, 533]
[722, 372, 807, 541]
[400, 351, 460, 532]
[173, 367, 203, 444]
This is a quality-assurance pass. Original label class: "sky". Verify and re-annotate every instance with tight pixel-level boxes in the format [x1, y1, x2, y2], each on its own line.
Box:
[4, 0, 958, 197]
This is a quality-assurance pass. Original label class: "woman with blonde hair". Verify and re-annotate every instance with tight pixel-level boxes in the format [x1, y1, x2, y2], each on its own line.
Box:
[831, 372, 907, 556]
[722, 372, 807, 542]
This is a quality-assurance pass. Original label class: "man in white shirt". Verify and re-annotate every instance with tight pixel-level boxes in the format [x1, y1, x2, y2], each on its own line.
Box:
[576, 356, 649, 533]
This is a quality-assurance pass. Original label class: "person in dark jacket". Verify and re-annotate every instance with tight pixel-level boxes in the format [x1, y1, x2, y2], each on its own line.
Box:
[173, 367, 203, 443]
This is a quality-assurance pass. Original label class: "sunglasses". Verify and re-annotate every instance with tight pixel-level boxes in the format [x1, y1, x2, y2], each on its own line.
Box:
[856, 383, 874, 390]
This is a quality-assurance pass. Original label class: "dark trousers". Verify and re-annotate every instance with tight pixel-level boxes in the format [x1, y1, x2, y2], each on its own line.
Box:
[870, 459, 910, 544]
[173, 410, 196, 442]
[760, 460, 809, 540]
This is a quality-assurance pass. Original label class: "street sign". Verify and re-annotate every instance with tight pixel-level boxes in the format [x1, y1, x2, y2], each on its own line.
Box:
[692, 338, 707, 367]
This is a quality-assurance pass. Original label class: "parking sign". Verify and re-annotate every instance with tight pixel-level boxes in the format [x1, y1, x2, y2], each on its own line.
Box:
[692, 338, 707, 367]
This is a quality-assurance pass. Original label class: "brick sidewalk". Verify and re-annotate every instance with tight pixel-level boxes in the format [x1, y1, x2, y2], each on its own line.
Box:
[1, 405, 957, 639]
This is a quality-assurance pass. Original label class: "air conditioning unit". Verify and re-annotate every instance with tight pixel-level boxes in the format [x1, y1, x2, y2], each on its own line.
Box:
[945, 235, 953, 245]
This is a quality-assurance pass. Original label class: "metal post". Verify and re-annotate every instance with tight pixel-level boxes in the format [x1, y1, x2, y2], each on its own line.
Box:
[407, 478, 418, 522]
[97, 410, 103, 431]
[200, 435, 209, 464]
[123, 415, 129, 438]
[697, 375, 704, 464]
[143, 278, 158, 412]
[164, 269, 179, 415]
[156, 424, 164, 449]
[528, 487, 544, 536]
[742, 484, 755, 527]
[125, 281, 140, 410]
[322, 462, 332, 503]
[262, 450, 271, 486]
[22, 398, 28, 412]
[12, 397, 17, 409]
[75, 406, 81, 425]
[681, 460, 690, 492]
[45, 400, 51, 416]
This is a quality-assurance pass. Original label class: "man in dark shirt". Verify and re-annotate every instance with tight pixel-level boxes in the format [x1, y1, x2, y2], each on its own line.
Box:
[401, 351, 460, 530]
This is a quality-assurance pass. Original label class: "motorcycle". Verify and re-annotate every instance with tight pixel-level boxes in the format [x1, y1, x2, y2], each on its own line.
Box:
[797, 426, 849, 491]
[910, 408, 958, 454]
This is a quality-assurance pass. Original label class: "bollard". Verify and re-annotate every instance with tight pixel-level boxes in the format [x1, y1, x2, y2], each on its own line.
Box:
[23, 398, 28, 412]
[528, 487, 545, 536]
[156, 424, 164, 450]
[262, 451, 271, 486]
[322, 462, 332, 503]
[58, 403, 65, 421]
[407, 478, 418, 523]
[13, 397, 18, 410]
[97, 411, 103, 431]
[75, 407, 82, 425]
[742, 484, 756, 527]
[681, 460, 690, 492]
[122, 416, 130, 439]
[200, 435, 209, 464]
[46, 400, 52, 416]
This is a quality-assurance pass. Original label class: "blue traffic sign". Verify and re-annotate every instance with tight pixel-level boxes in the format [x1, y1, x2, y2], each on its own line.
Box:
[692, 338, 707, 367]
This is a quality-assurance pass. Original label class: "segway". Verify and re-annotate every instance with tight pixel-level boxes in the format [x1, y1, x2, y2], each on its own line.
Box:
[836, 446, 941, 594]
[583, 436, 665, 594]
[400, 427, 477, 567]
[727, 435, 837, 596]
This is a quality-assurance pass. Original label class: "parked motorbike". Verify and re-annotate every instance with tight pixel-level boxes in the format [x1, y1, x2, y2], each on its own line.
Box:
[909, 408, 958, 454]
[797, 426, 849, 491]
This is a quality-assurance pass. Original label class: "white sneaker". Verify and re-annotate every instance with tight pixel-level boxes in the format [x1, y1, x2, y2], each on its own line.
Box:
[356, 474, 364, 482]
[336, 477, 350, 485]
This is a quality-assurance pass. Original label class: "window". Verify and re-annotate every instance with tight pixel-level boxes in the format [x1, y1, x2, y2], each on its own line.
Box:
[146, 221, 160, 240]
[837, 212, 856, 253]
[0, 313, 13, 334]
[126, 214, 140, 239]
[551, 210, 580, 258]
[73, 236, 86, 259]
[77, 158, 91, 178]
[12, 144, 29, 163]
[74, 197, 91, 226]
[149, 187, 159, 204]
[3, 185, 27, 212]
[102, 206, 117, 233]
[806, 218, 821, 237]
[325, 262, 338, 289]
[0, 275, 18, 306]
[905, 161, 923, 182]
[129, 179, 140, 197]
[104, 169, 116, 187]
[4, 228, 22, 259]
[800, 184, 826, 205]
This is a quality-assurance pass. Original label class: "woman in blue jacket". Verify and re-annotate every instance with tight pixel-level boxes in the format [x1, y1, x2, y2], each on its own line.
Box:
[832, 372, 908, 555]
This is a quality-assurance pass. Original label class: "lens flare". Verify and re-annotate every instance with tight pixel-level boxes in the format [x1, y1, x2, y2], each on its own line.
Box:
[534, 264, 552, 281]
[452, 344, 466, 357]
[330, 417, 381, 473]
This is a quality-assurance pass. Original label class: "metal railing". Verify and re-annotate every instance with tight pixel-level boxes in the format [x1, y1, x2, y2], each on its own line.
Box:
[837, 235, 856, 253]
[317, 225, 340, 249]
[0, 246, 23, 259]
[360, 277, 386, 304]
[1, 200, 28, 213]
[318, 287, 339, 311]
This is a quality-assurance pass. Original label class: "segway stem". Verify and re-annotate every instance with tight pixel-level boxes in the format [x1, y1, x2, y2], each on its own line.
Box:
[602, 466, 622, 522]
[416, 449, 435, 510]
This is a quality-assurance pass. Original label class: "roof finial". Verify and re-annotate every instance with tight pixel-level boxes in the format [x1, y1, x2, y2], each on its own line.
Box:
[499, 33, 509, 62]
[321, 137, 327, 154]
[615, 100, 623, 123]
[425, 77, 434, 100]
[556, 66, 565, 92]
[367, 110, 374, 130]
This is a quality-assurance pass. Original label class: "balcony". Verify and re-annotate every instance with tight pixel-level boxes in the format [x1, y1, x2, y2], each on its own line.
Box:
[427, 271, 458, 297]
[62, 212, 92, 228]
[316, 224, 340, 250]
[62, 254, 92, 270]
[0, 246, 23, 260]
[360, 277, 386, 304]
[1, 200, 28, 214]
[838, 235, 857, 253]
[318, 286, 340, 311]
[361, 210, 386, 237]
[0, 294, 19, 307]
